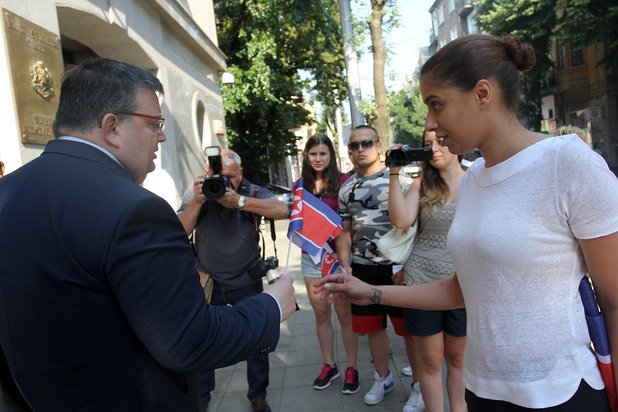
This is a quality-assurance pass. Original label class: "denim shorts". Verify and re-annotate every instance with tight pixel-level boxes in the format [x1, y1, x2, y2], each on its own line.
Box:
[300, 253, 322, 278]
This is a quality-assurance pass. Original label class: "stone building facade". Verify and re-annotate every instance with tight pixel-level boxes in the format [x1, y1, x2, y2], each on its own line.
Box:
[0, 0, 228, 208]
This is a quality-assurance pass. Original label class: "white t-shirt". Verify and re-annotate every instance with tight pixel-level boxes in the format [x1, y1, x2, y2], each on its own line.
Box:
[448, 135, 618, 408]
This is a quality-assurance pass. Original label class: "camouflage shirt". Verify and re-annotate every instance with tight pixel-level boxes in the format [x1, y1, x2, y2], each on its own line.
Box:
[338, 168, 412, 265]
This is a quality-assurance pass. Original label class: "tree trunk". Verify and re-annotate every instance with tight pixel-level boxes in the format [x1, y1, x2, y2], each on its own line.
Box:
[369, 0, 390, 151]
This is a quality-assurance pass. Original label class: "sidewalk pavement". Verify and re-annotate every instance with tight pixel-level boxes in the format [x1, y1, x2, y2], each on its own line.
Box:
[207, 219, 449, 412]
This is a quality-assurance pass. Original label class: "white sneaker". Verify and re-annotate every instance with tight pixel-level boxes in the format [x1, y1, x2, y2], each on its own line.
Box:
[364, 370, 394, 405]
[403, 381, 425, 412]
[401, 366, 413, 377]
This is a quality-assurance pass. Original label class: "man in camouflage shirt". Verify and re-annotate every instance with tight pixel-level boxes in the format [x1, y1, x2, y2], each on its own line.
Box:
[336, 125, 417, 406]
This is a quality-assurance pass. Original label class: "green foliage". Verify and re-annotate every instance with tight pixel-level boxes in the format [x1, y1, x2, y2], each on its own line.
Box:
[389, 86, 427, 147]
[352, 0, 400, 56]
[215, 0, 347, 182]
[475, 0, 557, 130]
[359, 99, 377, 124]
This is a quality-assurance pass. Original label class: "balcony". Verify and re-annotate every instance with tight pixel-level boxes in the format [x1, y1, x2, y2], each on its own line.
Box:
[458, 0, 474, 17]
[539, 71, 557, 93]
[429, 29, 437, 46]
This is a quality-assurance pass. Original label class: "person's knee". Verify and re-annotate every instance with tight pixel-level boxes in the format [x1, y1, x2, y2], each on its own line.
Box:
[314, 306, 331, 324]
[420, 351, 444, 373]
[444, 351, 464, 369]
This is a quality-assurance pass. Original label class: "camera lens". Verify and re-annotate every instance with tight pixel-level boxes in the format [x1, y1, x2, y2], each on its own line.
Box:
[202, 177, 227, 200]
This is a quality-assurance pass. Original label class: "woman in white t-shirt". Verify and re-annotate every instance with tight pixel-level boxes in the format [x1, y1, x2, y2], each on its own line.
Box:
[315, 33, 618, 411]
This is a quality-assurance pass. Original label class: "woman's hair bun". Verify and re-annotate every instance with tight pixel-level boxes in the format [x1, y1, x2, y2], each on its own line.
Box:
[500, 35, 536, 72]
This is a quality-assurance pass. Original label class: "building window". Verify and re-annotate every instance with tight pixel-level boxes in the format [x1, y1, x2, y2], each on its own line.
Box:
[557, 42, 566, 70]
[571, 46, 584, 66]
[192, 94, 213, 150]
[438, 7, 445, 25]
[448, 0, 455, 13]
[450, 27, 458, 41]
[467, 12, 477, 34]
[196, 101, 206, 146]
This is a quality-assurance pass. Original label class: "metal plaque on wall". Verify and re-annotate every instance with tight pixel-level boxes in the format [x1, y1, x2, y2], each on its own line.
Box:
[3, 9, 64, 144]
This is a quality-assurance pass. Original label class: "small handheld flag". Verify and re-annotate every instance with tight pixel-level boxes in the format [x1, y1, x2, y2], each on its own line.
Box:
[287, 179, 343, 276]
[320, 247, 341, 277]
[287, 179, 342, 256]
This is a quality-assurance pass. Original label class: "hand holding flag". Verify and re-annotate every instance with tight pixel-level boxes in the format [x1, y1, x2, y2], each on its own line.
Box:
[579, 276, 617, 411]
[285, 179, 343, 277]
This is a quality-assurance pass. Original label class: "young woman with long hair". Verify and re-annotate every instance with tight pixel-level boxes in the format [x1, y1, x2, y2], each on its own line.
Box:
[293, 134, 359, 394]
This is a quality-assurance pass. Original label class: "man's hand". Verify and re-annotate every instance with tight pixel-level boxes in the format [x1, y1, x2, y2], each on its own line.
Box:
[193, 177, 206, 205]
[217, 187, 240, 209]
[263, 274, 297, 322]
[312, 272, 373, 305]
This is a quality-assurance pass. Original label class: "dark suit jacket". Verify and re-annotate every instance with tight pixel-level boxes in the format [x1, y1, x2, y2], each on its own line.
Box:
[0, 139, 281, 411]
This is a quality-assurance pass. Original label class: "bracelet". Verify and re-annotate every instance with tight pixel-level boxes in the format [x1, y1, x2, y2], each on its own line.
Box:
[389, 173, 400, 176]
[369, 288, 383, 304]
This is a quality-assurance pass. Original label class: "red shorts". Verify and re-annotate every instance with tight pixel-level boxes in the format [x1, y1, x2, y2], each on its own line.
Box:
[350, 262, 410, 336]
[352, 313, 409, 336]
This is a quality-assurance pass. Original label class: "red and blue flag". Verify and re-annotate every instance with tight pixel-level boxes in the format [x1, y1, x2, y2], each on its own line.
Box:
[288, 179, 343, 273]
[579, 276, 616, 411]
[320, 246, 341, 277]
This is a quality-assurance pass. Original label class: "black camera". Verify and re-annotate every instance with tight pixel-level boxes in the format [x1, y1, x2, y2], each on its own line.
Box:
[385, 146, 433, 167]
[248, 256, 279, 281]
[202, 146, 230, 200]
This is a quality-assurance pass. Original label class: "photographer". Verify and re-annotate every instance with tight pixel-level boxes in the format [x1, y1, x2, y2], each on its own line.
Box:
[178, 149, 288, 412]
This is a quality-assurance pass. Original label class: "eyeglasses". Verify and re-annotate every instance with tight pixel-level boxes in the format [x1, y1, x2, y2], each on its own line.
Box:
[348, 139, 376, 151]
[117, 112, 165, 132]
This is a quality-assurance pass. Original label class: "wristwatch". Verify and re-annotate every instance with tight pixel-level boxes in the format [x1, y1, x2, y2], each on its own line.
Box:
[237, 195, 246, 209]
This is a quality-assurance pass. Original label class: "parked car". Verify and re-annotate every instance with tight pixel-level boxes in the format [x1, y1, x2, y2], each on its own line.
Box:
[402, 163, 421, 178]
[259, 183, 293, 215]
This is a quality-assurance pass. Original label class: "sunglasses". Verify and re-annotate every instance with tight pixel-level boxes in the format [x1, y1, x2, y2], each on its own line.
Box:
[348, 139, 376, 151]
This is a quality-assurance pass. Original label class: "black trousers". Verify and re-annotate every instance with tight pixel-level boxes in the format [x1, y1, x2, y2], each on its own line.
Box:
[465, 379, 611, 412]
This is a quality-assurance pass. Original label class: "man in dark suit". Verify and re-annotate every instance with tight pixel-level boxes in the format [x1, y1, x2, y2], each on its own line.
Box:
[0, 58, 296, 411]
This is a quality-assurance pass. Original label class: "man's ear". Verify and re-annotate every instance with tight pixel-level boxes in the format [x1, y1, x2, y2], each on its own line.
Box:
[475, 79, 492, 109]
[101, 113, 121, 148]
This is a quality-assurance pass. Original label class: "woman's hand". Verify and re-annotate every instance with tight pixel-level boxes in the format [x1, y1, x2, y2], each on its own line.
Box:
[313, 273, 373, 305]
[392, 269, 404, 286]
[387, 144, 405, 174]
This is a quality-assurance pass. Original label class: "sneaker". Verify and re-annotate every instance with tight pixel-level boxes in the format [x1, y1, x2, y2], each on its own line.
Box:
[364, 370, 394, 405]
[403, 381, 425, 412]
[401, 366, 413, 377]
[342, 366, 360, 394]
[313, 363, 339, 389]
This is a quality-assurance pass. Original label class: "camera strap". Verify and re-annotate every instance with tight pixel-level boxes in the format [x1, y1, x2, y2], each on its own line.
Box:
[259, 218, 278, 261]
[239, 179, 278, 261]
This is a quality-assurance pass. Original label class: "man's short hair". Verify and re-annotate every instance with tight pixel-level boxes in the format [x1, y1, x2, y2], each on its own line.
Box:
[352, 125, 379, 140]
[221, 150, 242, 168]
[52, 58, 164, 137]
